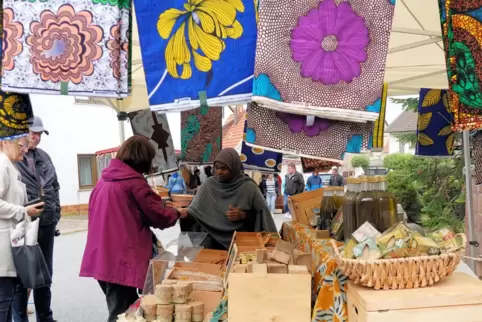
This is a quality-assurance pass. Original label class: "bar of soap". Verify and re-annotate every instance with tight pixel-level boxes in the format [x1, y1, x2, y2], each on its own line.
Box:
[233, 264, 247, 273]
[271, 249, 292, 265]
[288, 265, 309, 274]
[267, 263, 288, 274]
[252, 263, 268, 274]
[255, 249, 268, 264]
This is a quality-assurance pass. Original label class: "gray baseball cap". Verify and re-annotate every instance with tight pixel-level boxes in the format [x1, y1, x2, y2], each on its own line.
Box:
[29, 116, 49, 135]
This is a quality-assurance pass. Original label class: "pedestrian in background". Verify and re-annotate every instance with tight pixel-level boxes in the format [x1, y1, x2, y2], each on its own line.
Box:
[14, 116, 59, 322]
[284, 163, 305, 214]
[265, 174, 279, 213]
[0, 99, 44, 322]
[329, 168, 344, 186]
[306, 169, 323, 191]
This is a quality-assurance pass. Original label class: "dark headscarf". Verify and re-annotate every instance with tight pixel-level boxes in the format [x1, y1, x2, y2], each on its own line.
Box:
[214, 147, 243, 181]
[188, 148, 277, 249]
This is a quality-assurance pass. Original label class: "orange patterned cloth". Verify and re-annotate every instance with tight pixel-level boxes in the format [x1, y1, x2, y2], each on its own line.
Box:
[282, 221, 348, 322]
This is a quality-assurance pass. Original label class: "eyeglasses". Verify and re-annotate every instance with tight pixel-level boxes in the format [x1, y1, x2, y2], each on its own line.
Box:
[18, 143, 28, 151]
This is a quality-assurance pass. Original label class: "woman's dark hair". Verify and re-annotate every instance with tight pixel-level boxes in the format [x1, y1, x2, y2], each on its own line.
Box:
[274, 173, 279, 178]
[204, 166, 212, 177]
[116, 135, 155, 174]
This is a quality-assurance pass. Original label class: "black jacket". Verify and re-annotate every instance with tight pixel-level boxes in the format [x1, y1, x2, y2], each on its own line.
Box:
[16, 148, 60, 226]
[329, 174, 344, 186]
[284, 172, 305, 196]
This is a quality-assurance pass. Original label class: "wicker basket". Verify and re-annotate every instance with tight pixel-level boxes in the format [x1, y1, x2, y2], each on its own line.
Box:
[330, 238, 465, 290]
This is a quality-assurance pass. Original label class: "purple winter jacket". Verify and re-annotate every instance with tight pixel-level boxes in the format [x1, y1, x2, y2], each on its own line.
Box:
[79, 159, 179, 289]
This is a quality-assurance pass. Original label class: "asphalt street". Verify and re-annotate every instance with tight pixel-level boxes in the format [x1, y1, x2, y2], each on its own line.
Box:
[27, 215, 289, 322]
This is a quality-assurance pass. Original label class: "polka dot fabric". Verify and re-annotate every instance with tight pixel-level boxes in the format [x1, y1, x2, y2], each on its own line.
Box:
[474, 131, 482, 185]
[254, 0, 395, 112]
[246, 103, 373, 160]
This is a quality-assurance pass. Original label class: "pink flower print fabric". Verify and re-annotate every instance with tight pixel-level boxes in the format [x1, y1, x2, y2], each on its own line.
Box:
[253, 0, 395, 122]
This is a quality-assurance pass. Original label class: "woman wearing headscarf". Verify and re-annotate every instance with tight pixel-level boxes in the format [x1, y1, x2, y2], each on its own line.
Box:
[0, 92, 44, 322]
[178, 148, 277, 250]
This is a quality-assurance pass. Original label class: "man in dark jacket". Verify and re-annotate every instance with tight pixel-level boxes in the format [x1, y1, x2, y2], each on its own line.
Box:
[329, 168, 344, 186]
[13, 116, 59, 322]
[284, 163, 305, 213]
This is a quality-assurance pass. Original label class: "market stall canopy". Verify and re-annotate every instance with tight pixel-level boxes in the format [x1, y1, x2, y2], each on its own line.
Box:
[76, 0, 447, 111]
[386, 0, 448, 96]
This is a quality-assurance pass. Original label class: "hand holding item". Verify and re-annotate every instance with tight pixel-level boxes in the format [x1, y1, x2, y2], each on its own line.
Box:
[26, 202, 44, 216]
[166, 201, 181, 208]
[226, 205, 246, 221]
[177, 208, 189, 218]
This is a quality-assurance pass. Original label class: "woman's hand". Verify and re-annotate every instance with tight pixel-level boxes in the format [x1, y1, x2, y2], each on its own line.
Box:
[166, 201, 182, 208]
[226, 205, 246, 221]
[177, 208, 188, 218]
[26, 202, 44, 216]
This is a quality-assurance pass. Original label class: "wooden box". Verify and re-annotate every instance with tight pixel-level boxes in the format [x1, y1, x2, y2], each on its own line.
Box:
[171, 194, 194, 207]
[194, 249, 228, 265]
[348, 273, 482, 322]
[228, 273, 311, 322]
[288, 188, 323, 226]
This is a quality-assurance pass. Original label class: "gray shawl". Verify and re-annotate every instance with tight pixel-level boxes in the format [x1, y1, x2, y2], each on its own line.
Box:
[187, 149, 277, 249]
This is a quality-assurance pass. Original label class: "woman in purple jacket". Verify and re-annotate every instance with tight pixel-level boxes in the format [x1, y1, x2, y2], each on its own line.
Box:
[80, 136, 187, 322]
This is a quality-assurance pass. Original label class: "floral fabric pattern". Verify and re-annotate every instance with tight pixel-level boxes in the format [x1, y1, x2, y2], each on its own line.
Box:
[133, 0, 257, 112]
[282, 221, 347, 322]
[180, 106, 222, 163]
[253, 0, 395, 119]
[0, 90, 33, 141]
[1, 0, 131, 97]
[246, 102, 373, 160]
[438, 0, 482, 130]
[290, 0, 369, 85]
[2, 8, 24, 76]
[416, 88, 455, 157]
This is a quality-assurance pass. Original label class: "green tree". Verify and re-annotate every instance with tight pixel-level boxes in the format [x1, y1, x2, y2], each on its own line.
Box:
[383, 153, 464, 232]
[351, 155, 370, 169]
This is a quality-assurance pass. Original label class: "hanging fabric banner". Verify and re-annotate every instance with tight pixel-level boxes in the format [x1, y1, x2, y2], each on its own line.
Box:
[246, 103, 372, 161]
[416, 88, 455, 157]
[241, 119, 283, 172]
[370, 83, 388, 150]
[133, 0, 257, 112]
[300, 158, 341, 174]
[0, 90, 33, 141]
[252, 0, 395, 123]
[438, 0, 482, 130]
[1, 1, 131, 98]
[474, 131, 482, 185]
[128, 109, 178, 174]
[180, 106, 222, 164]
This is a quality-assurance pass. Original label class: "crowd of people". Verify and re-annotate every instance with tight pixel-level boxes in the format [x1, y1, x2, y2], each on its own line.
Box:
[0, 109, 347, 322]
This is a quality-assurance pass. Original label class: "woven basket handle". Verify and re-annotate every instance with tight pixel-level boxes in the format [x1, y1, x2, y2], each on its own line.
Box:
[330, 239, 342, 258]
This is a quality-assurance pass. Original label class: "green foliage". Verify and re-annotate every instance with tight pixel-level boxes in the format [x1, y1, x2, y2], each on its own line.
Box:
[351, 155, 370, 169]
[390, 97, 419, 112]
[383, 153, 465, 232]
[394, 133, 418, 145]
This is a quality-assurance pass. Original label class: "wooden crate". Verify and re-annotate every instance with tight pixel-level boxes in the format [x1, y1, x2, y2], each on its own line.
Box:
[193, 249, 228, 265]
[228, 273, 311, 322]
[347, 273, 482, 322]
[288, 188, 323, 226]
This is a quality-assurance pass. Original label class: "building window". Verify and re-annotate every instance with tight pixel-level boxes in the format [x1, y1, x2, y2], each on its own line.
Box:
[78, 154, 98, 189]
[398, 141, 405, 153]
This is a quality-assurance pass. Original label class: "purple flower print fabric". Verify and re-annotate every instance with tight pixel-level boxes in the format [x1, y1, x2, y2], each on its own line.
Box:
[253, 0, 395, 118]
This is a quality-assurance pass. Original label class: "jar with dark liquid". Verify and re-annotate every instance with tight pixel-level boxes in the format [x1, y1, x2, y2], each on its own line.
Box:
[376, 175, 397, 232]
[319, 188, 337, 230]
[355, 176, 378, 229]
[342, 178, 358, 240]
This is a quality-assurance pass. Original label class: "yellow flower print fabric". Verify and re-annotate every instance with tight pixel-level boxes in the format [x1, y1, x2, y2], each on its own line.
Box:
[134, 0, 257, 111]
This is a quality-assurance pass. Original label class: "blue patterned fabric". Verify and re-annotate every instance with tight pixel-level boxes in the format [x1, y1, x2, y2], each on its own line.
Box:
[416, 88, 455, 157]
[134, 0, 257, 112]
[241, 120, 283, 172]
